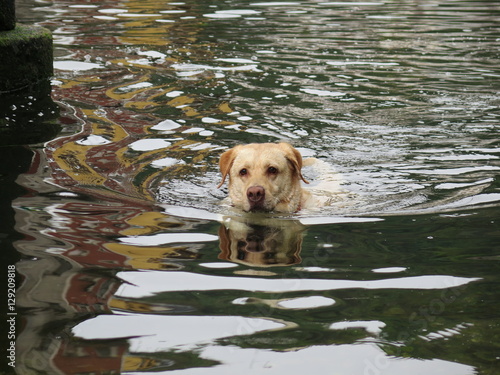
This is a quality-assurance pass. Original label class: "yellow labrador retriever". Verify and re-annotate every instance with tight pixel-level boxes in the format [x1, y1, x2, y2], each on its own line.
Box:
[217, 142, 316, 212]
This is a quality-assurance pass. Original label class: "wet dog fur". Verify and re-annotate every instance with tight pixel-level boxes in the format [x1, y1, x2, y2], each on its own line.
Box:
[217, 142, 316, 212]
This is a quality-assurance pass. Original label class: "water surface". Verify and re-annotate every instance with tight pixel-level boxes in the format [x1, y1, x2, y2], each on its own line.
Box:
[5, 0, 500, 374]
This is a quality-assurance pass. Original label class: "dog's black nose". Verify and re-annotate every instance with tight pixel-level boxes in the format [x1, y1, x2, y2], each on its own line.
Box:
[247, 185, 265, 206]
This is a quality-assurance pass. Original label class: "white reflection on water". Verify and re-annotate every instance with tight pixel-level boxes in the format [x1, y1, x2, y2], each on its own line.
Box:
[53, 60, 103, 71]
[151, 119, 182, 131]
[171, 62, 262, 78]
[329, 320, 386, 335]
[151, 157, 185, 169]
[128, 139, 172, 152]
[73, 314, 285, 352]
[371, 267, 407, 274]
[75, 135, 112, 146]
[322, 2, 385, 5]
[204, 10, 262, 19]
[300, 88, 346, 97]
[98, 8, 126, 14]
[118, 233, 218, 246]
[115, 271, 480, 298]
[72, 315, 473, 374]
[277, 295, 335, 309]
[435, 178, 493, 190]
[438, 193, 500, 210]
[250, 2, 301, 5]
[187, 343, 475, 375]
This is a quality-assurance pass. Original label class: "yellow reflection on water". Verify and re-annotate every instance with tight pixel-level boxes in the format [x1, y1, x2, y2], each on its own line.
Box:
[49, 0, 240, 204]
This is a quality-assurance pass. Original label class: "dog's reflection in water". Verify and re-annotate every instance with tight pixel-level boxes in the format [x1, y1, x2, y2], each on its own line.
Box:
[218, 218, 305, 267]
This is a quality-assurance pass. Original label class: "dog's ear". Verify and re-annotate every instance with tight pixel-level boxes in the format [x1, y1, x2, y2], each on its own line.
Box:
[217, 147, 238, 188]
[278, 143, 309, 184]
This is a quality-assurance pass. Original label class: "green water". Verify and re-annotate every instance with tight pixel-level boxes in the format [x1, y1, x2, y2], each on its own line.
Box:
[2, 0, 500, 374]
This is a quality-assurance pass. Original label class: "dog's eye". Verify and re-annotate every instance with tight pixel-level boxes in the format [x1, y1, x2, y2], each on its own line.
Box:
[239, 168, 248, 176]
[268, 166, 278, 174]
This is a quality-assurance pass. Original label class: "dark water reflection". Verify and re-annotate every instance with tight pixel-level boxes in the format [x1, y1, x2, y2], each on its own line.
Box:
[4, 0, 500, 374]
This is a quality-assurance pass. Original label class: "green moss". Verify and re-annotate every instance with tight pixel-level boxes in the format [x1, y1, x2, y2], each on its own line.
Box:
[0, 24, 51, 46]
[0, 24, 53, 92]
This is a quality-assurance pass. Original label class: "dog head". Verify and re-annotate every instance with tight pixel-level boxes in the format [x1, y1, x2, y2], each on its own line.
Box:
[218, 143, 309, 212]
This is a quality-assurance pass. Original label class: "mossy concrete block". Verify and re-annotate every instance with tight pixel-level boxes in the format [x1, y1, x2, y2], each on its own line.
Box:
[0, 24, 53, 92]
[0, 0, 16, 31]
